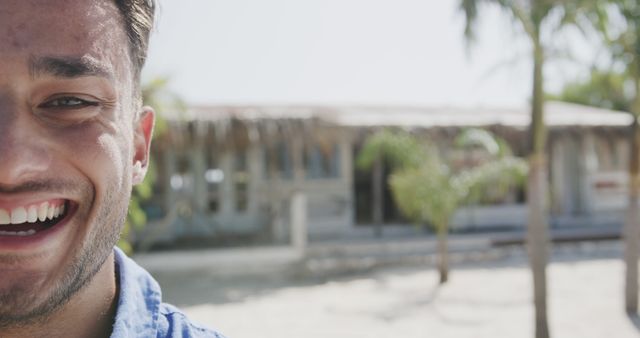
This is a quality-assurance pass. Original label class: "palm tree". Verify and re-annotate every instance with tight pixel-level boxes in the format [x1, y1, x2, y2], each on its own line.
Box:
[357, 129, 527, 284]
[599, 1, 640, 315]
[550, 69, 632, 112]
[459, 1, 600, 336]
[553, 0, 640, 315]
[587, 1, 640, 314]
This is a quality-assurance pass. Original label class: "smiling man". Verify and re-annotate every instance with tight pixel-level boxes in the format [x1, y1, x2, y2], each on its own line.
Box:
[0, 1, 224, 337]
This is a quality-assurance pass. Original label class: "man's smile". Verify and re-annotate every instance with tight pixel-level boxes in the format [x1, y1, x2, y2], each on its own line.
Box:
[0, 199, 74, 239]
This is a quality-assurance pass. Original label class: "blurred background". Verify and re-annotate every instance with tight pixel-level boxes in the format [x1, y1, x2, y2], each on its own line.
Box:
[128, 0, 640, 337]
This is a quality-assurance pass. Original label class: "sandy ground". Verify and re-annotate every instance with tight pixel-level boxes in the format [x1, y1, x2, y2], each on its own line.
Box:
[152, 242, 640, 338]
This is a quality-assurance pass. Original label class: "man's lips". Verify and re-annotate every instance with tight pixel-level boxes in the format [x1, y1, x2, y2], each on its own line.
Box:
[0, 199, 69, 236]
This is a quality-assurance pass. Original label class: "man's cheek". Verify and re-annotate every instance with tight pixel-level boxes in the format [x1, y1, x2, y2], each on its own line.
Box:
[55, 126, 131, 189]
[96, 133, 128, 186]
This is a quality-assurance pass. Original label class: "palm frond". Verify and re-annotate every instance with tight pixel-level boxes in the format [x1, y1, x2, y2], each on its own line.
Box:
[454, 157, 528, 205]
[460, 0, 481, 43]
[390, 167, 459, 230]
[356, 129, 432, 171]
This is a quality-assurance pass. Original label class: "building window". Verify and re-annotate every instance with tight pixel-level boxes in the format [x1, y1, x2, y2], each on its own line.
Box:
[616, 140, 629, 170]
[304, 142, 340, 179]
[234, 151, 249, 212]
[264, 141, 293, 179]
[170, 153, 194, 194]
[595, 137, 616, 172]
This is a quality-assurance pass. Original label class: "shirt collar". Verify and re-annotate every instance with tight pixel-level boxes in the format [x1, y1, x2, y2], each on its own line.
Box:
[110, 247, 162, 337]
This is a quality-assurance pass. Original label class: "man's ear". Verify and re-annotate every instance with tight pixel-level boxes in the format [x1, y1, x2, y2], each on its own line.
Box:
[132, 106, 155, 185]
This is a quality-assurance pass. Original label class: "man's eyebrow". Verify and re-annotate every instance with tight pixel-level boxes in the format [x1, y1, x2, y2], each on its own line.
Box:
[29, 55, 114, 79]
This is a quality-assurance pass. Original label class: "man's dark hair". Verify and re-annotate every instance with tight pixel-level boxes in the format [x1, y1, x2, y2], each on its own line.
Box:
[114, 0, 156, 80]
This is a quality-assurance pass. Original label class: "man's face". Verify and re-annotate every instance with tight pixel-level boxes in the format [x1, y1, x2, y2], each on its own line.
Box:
[0, 0, 153, 325]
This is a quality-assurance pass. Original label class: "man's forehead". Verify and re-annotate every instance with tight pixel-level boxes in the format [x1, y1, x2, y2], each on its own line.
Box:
[0, 0, 130, 76]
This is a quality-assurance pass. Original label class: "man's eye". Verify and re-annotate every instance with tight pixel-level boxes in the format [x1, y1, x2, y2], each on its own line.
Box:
[41, 97, 98, 108]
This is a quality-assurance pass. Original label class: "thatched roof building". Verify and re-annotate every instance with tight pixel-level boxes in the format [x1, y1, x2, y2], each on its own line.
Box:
[139, 102, 631, 249]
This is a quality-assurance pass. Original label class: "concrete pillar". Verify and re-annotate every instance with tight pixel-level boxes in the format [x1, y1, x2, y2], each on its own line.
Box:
[340, 134, 355, 227]
[550, 138, 566, 215]
[581, 133, 598, 214]
[247, 145, 261, 213]
[191, 146, 207, 214]
[220, 151, 234, 215]
[290, 192, 308, 252]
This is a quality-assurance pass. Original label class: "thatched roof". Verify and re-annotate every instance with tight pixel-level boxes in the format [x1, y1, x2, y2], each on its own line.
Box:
[152, 102, 631, 153]
[167, 101, 632, 129]
[328, 102, 632, 128]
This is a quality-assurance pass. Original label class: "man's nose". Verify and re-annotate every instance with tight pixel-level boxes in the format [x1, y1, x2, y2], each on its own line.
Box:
[0, 108, 52, 187]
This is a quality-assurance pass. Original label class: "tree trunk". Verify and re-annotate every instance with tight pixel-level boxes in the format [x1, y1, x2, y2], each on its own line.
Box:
[372, 156, 384, 237]
[437, 223, 449, 284]
[527, 35, 550, 338]
[625, 77, 640, 313]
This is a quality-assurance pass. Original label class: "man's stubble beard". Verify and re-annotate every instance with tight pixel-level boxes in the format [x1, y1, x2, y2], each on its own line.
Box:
[0, 180, 131, 329]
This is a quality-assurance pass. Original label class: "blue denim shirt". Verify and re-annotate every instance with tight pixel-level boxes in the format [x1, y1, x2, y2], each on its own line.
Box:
[111, 247, 226, 338]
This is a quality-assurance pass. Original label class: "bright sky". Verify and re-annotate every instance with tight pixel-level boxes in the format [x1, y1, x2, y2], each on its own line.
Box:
[143, 0, 595, 108]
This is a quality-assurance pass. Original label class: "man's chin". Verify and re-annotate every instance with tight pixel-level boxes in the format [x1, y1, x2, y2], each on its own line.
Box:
[0, 180, 127, 329]
[0, 244, 108, 329]
[0, 276, 54, 328]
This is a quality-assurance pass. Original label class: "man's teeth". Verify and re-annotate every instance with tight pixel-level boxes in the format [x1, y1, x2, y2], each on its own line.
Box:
[0, 229, 37, 236]
[0, 202, 65, 225]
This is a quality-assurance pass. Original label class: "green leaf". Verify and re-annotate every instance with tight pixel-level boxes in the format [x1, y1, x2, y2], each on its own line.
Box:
[356, 129, 432, 171]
